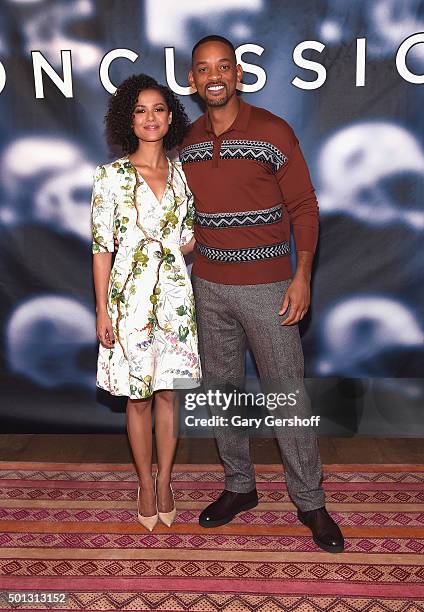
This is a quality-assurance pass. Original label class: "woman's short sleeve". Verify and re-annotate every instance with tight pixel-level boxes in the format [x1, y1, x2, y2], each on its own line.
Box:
[91, 164, 115, 253]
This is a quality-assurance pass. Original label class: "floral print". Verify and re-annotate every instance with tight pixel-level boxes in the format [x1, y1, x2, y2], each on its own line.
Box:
[91, 156, 201, 399]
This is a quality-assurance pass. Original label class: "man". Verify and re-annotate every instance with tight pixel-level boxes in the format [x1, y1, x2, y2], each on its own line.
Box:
[180, 35, 344, 553]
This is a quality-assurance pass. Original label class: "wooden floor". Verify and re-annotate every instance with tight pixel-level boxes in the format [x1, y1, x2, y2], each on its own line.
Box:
[0, 435, 423, 464]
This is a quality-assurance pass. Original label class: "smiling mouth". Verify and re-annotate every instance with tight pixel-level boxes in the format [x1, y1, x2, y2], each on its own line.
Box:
[207, 84, 226, 93]
[144, 125, 159, 130]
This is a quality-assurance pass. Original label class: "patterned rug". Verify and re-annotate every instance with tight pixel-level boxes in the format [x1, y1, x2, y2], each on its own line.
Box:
[0, 461, 423, 611]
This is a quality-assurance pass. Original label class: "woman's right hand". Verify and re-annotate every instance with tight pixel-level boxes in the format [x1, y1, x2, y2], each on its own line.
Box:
[96, 309, 115, 348]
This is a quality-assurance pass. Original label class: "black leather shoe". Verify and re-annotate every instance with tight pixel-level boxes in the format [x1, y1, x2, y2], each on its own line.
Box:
[297, 506, 344, 553]
[199, 489, 258, 528]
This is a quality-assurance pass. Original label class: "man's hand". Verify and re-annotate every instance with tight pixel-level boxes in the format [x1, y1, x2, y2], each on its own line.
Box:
[114, 236, 119, 251]
[279, 276, 310, 325]
[96, 309, 115, 348]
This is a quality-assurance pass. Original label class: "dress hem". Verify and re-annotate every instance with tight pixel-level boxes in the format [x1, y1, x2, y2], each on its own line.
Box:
[96, 379, 202, 399]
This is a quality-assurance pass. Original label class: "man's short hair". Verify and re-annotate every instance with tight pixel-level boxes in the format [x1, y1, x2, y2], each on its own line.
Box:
[191, 35, 236, 63]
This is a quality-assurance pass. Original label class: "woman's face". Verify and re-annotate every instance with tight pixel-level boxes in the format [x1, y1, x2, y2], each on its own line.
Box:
[131, 88, 172, 144]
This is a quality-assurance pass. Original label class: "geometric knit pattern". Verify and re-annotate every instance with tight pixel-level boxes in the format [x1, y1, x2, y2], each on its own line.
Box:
[180, 141, 214, 164]
[195, 203, 283, 228]
[180, 139, 287, 174]
[220, 139, 287, 172]
[196, 240, 290, 262]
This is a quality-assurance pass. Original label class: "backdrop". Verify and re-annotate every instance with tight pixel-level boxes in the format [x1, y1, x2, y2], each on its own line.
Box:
[0, 0, 423, 434]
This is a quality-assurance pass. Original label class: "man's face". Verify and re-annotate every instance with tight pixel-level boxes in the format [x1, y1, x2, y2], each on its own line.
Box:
[189, 41, 243, 107]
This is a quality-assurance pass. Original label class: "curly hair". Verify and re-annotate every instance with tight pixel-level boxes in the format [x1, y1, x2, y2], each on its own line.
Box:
[105, 74, 190, 154]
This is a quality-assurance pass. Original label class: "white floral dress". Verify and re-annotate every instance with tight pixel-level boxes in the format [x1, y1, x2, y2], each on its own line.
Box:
[91, 155, 201, 399]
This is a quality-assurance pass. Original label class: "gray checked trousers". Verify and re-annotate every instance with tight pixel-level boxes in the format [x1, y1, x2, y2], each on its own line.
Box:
[191, 275, 325, 512]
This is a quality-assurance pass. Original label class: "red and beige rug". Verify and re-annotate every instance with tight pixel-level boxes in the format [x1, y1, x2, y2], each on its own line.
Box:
[0, 461, 423, 611]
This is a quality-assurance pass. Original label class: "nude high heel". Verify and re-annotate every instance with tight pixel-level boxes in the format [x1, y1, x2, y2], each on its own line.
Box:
[137, 478, 158, 531]
[156, 472, 177, 527]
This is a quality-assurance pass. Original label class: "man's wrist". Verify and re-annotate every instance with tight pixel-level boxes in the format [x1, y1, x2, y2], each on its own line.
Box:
[293, 250, 313, 283]
[293, 269, 311, 283]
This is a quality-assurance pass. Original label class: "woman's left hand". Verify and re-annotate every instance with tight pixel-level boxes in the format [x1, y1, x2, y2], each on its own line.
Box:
[180, 237, 196, 256]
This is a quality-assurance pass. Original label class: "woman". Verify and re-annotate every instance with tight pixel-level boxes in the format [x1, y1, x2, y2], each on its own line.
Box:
[90, 74, 201, 531]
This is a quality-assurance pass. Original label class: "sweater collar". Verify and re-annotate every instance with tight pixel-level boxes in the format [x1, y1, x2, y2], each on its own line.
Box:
[203, 97, 251, 136]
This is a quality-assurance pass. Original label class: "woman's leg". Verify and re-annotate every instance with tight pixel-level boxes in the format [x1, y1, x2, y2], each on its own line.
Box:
[126, 397, 156, 516]
[154, 390, 178, 512]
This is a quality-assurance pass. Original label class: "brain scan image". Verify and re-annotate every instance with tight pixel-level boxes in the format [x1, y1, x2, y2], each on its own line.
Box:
[0, 137, 93, 239]
[317, 122, 424, 230]
[5, 295, 96, 390]
[317, 295, 424, 377]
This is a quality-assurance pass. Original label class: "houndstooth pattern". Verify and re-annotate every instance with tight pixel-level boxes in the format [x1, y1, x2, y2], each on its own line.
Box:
[180, 141, 213, 164]
[220, 139, 287, 172]
[196, 241, 290, 262]
[195, 204, 282, 228]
